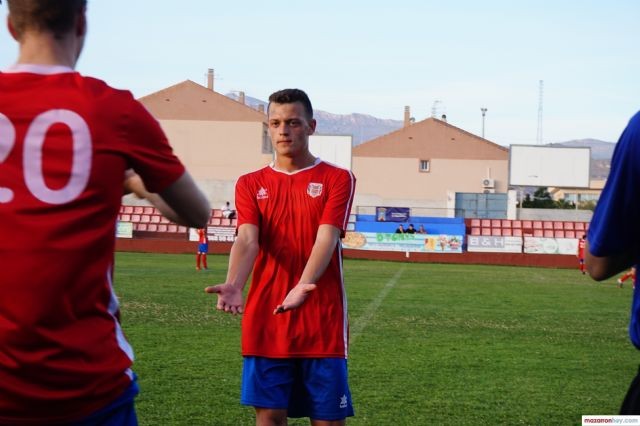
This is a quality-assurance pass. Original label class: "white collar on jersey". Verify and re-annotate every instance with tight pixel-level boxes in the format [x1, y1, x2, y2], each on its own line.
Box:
[270, 157, 321, 175]
[4, 63, 75, 74]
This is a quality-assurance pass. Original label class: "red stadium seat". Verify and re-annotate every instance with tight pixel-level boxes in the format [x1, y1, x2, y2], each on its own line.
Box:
[131, 214, 141, 222]
[140, 215, 151, 223]
[512, 220, 522, 229]
[491, 219, 501, 228]
[133, 206, 144, 214]
[575, 222, 585, 231]
[177, 226, 187, 233]
[533, 229, 543, 237]
[150, 215, 161, 223]
[481, 219, 491, 228]
[167, 224, 178, 233]
[553, 221, 563, 230]
[513, 228, 522, 237]
[147, 224, 158, 232]
[481, 228, 491, 236]
[501, 220, 511, 228]
[135, 223, 148, 231]
[210, 217, 221, 226]
[554, 230, 565, 238]
[502, 228, 512, 236]
[231, 218, 238, 227]
[522, 220, 532, 229]
[491, 228, 502, 236]
[120, 214, 131, 222]
[157, 224, 168, 232]
[122, 205, 134, 214]
[543, 221, 553, 230]
[213, 209, 223, 218]
[565, 230, 575, 239]
[160, 216, 171, 224]
[143, 206, 154, 215]
[471, 228, 480, 236]
[533, 221, 542, 229]
[221, 218, 232, 227]
[471, 219, 481, 228]
[564, 222, 574, 230]
[543, 230, 554, 238]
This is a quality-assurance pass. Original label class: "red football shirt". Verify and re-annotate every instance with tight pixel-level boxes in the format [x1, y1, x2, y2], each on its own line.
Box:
[236, 160, 356, 358]
[0, 65, 185, 424]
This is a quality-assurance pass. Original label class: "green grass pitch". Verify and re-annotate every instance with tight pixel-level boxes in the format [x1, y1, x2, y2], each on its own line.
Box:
[114, 252, 637, 425]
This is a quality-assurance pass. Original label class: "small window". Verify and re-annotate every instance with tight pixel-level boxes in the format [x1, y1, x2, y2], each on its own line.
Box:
[261, 125, 273, 154]
[419, 159, 430, 172]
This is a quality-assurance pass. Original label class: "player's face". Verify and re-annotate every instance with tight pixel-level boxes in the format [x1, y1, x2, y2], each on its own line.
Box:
[268, 102, 316, 160]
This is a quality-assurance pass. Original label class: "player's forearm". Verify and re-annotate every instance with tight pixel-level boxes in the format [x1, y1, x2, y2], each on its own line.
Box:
[298, 226, 340, 285]
[586, 240, 635, 281]
[225, 238, 259, 288]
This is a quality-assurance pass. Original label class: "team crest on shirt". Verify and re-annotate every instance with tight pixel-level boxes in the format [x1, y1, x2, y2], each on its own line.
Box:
[257, 187, 268, 200]
[307, 183, 323, 198]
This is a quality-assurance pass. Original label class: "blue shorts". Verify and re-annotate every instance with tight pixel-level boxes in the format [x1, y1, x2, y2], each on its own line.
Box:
[198, 243, 208, 253]
[241, 356, 354, 421]
[72, 375, 139, 426]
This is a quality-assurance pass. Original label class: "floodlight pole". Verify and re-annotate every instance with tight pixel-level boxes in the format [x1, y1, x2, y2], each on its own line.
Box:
[481, 108, 488, 139]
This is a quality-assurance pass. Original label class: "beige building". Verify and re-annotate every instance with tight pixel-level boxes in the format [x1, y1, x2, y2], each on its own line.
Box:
[352, 108, 509, 212]
[134, 70, 270, 206]
[549, 180, 605, 204]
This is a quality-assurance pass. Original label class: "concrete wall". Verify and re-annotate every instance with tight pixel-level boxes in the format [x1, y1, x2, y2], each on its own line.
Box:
[517, 208, 593, 222]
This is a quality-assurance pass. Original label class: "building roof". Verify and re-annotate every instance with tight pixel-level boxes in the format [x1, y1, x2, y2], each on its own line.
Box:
[353, 117, 508, 160]
[138, 80, 266, 122]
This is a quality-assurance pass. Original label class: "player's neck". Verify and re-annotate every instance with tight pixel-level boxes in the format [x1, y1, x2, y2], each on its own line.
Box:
[16, 32, 79, 69]
[273, 152, 317, 173]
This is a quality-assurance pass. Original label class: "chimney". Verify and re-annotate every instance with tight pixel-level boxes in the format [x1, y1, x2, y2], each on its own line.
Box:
[238, 91, 245, 105]
[258, 104, 265, 113]
[404, 106, 411, 127]
[441, 114, 447, 122]
[207, 68, 214, 91]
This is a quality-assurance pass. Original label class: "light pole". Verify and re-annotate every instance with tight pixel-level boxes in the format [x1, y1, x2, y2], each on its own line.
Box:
[480, 108, 488, 139]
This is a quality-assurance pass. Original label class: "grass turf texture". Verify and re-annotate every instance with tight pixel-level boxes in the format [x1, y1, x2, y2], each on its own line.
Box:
[114, 252, 637, 425]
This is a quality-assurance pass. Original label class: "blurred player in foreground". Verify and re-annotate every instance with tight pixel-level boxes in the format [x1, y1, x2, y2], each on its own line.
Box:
[206, 89, 356, 425]
[586, 110, 640, 414]
[0, 1, 210, 424]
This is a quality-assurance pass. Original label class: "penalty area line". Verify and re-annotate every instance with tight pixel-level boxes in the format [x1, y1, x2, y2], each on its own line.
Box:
[350, 265, 405, 345]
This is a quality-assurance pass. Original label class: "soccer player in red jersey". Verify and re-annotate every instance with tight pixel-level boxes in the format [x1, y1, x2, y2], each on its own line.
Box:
[577, 234, 587, 274]
[618, 267, 636, 289]
[196, 228, 209, 270]
[0, 1, 211, 424]
[206, 89, 356, 425]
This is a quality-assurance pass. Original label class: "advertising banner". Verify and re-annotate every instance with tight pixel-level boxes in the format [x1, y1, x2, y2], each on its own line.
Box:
[342, 232, 463, 253]
[376, 207, 411, 222]
[116, 221, 133, 238]
[467, 236, 523, 253]
[523, 237, 579, 255]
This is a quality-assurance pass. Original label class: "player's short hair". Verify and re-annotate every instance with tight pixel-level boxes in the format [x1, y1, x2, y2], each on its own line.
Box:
[7, 0, 87, 40]
[268, 89, 313, 120]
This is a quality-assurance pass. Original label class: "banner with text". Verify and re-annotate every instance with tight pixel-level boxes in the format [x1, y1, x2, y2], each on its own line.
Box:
[376, 206, 411, 222]
[523, 237, 579, 255]
[467, 236, 523, 253]
[342, 232, 463, 253]
[116, 221, 133, 238]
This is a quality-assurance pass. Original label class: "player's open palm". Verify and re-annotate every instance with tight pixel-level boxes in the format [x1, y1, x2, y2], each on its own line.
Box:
[205, 283, 244, 315]
[274, 283, 317, 315]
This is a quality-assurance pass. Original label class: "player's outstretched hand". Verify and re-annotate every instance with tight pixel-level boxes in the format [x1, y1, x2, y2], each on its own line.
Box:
[273, 283, 317, 315]
[205, 283, 244, 315]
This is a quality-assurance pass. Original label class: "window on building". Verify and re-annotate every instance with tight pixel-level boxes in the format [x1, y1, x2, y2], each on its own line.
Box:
[261, 125, 273, 154]
[419, 159, 430, 172]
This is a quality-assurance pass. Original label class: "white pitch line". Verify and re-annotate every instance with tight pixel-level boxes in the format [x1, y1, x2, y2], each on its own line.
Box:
[350, 265, 405, 345]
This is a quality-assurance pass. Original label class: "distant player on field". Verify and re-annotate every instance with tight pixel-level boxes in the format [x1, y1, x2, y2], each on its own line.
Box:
[196, 228, 209, 270]
[586, 110, 640, 414]
[577, 234, 587, 274]
[618, 267, 636, 289]
[0, 1, 211, 424]
[206, 89, 356, 425]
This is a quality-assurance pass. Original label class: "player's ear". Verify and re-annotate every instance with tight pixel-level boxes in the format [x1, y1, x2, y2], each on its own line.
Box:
[307, 118, 316, 135]
[76, 7, 87, 37]
[7, 15, 19, 41]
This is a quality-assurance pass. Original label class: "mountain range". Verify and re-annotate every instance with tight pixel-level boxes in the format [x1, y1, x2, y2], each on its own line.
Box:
[227, 92, 615, 180]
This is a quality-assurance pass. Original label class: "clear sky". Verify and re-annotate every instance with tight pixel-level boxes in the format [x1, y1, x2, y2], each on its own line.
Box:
[1, 0, 638, 146]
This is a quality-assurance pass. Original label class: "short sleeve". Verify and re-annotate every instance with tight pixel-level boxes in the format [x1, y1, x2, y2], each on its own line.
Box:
[319, 168, 356, 236]
[235, 174, 260, 227]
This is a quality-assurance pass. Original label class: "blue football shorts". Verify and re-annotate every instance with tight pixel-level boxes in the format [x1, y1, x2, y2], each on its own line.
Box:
[71, 374, 139, 426]
[241, 356, 354, 421]
[198, 243, 208, 253]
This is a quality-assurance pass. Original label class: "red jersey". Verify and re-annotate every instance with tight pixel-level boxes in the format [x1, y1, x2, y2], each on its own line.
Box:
[198, 228, 208, 244]
[578, 238, 586, 258]
[0, 65, 185, 424]
[236, 160, 356, 358]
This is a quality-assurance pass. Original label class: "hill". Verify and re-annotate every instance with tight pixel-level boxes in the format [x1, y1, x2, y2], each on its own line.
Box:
[548, 139, 615, 180]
